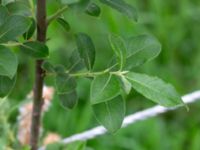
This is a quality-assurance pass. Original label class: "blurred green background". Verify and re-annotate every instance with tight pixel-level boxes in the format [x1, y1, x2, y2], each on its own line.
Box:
[1, 0, 200, 149]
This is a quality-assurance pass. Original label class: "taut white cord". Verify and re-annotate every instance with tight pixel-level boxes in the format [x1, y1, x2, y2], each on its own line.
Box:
[39, 90, 200, 150]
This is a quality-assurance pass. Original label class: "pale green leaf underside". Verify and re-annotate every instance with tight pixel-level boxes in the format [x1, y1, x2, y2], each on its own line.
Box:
[126, 72, 184, 107]
[99, 0, 138, 21]
[93, 96, 125, 133]
[0, 45, 18, 78]
[126, 35, 161, 69]
[90, 73, 120, 104]
[120, 75, 132, 94]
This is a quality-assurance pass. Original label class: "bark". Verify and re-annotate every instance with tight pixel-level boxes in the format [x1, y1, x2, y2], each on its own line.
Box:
[30, 0, 47, 150]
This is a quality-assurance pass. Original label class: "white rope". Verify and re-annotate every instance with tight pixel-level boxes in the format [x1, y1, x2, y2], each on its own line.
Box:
[39, 90, 200, 150]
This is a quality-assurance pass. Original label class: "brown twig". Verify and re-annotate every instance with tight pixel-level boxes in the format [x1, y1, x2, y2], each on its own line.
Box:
[30, 0, 47, 150]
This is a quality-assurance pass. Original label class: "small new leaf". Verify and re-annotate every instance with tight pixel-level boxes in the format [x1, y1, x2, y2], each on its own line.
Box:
[109, 34, 126, 70]
[126, 72, 184, 107]
[0, 15, 31, 43]
[55, 73, 76, 94]
[99, 0, 138, 21]
[75, 33, 96, 70]
[20, 41, 49, 59]
[90, 73, 120, 104]
[126, 35, 161, 69]
[0, 75, 16, 98]
[58, 90, 78, 109]
[85, 3, 101, 17]
[0, 45, 18, 79]
[93, 96, 125, 133]
[56, 18, 71, 32]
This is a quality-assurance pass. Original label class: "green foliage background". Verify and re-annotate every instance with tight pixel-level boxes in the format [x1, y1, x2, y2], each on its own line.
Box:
[1, 0, 200, 149]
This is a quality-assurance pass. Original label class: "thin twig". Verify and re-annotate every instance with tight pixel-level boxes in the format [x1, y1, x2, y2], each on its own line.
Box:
[30, 0, 47, 150]
[47, 5, 68, 26]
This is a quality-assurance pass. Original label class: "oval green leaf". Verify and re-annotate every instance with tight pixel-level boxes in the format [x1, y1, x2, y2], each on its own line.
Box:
[0, 75, 16, 98]
[99, 0, 138, 21]
[20, 41, 49, 59]
[6, 1, 31, 16]
[109, 34, 126, 70]
[56, 17, 71, 32]
[0, 45, 18, 78]
[55, 73, 76, 94]
[42, 61, 55, 73]
[93, 96, 125, 133]
[67, 49, 85, 73]
[58, 90, 78, 109]
[75, 33, 95, 70]
[126, 72, 184, 107]
[90, 73, 120, 104]
[85, 3, 101, 17]
[0, 5, 9, 26]
[23, 18, 36, 40]
[0, 15, 31, 43]
[126, 35, 161, 69]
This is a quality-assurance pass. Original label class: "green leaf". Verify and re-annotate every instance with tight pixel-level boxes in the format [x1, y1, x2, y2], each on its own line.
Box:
[55, 73, 76, 94]
[0, 45, 18, 78]
[85, 3, 101, 17]
[6, 1, 31, 16]
[0, 75, 16, 98]
[0, 5, 9, 26]
[126, 72, 184, 107]
[120, 75, 132, 94]
[90, 73, 120, 104]
[99, 0, 138, 21]
[0, 15, 31, 43]
[75, 33, 95, 70]
[23, 18, 36, 40]
[42, 61, 55, 73]
[67, 49, 85, 73]
[93, 96, 125, 133]
[54, 65, 66, 74]
[46, 143, 64, 150]
[61, 0, 79, 5]
[126, 35, 161, 69]
[56, 17, 70, 32]
[20, 41, 49, 59]
[109, 34, 126, 70]
[58, 90, 78, 109]
[67, 141, 86, 150]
